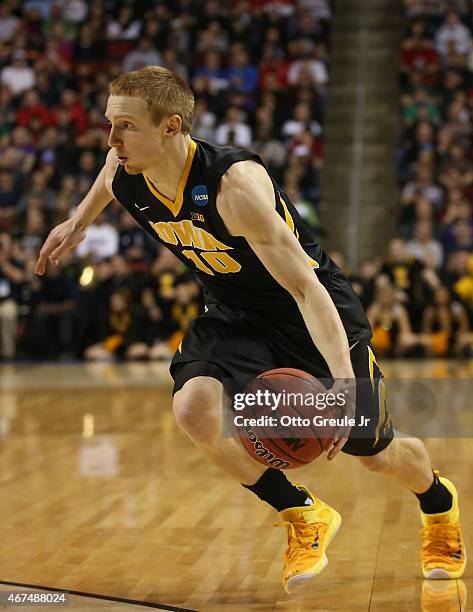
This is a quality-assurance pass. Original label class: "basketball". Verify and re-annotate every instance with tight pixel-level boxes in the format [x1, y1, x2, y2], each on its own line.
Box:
[235, 368, 338, 469]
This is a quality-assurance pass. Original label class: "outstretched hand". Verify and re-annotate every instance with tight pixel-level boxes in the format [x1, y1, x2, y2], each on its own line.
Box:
[35, 218, 87, 275]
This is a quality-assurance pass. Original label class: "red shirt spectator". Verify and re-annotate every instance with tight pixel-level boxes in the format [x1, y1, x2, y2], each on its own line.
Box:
[17, 90, 52, 129]
[259, 55, 289, 90]
[52, 88, 88, 135]
[401, 41, 439, 85]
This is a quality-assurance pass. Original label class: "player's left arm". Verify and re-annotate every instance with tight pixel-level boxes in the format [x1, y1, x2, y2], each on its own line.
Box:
[217, 160, 355, 458]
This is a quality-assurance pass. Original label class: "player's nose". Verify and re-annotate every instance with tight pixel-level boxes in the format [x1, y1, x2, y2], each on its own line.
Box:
[107, 127, 121, 148]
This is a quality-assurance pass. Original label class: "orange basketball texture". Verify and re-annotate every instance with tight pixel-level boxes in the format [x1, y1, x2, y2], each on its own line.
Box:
[236, 368, 337, 469]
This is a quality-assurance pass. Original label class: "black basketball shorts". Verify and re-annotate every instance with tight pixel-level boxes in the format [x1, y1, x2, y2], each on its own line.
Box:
[170, 298, 394, 457]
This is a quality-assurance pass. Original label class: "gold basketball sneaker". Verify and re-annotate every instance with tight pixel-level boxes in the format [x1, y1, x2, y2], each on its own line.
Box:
[275, 485, 342, 594]
[420, 475, 466, 579]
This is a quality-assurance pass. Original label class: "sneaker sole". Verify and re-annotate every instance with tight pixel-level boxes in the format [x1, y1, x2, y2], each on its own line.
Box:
[423, 550, 467, 580]
[286, 509, 342, 594]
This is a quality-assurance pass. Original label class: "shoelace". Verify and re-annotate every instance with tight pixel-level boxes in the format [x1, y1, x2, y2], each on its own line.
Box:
[274, 520, 329, 571]
[421, 523, 463, 563]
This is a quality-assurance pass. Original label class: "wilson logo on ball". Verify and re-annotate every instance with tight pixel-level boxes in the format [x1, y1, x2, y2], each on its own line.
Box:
[244, 427, 291, 469]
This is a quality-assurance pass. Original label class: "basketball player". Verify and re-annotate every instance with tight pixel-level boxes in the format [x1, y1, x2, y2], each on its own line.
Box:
[35, 67, 465, 593]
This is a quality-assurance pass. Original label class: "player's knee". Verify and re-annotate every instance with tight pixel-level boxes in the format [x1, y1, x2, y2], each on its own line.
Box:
[173, 381, 221, 444]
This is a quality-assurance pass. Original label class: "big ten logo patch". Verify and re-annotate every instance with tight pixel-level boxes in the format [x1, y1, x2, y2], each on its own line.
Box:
[191, 212, 205, 222]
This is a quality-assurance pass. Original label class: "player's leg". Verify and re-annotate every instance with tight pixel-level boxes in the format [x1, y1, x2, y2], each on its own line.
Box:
[172, 363, 314, 508]
[174, 371, 336, 595]
[173, 374, 265, 483]
[358, 438, 466, 579]
[358, 436, 434, 493]
[171, 304, 340, 594]
[347, 344, 466, 580]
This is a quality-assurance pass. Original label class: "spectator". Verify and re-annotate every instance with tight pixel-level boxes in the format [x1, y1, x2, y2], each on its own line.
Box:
[215, 106, 252, 147]
[16, 89, 52, 131]
[402, 89, 441, 126]
[54, 89, 88, 137]
[1, 50, 36, 97]
[407, 220, 444, 268]
[0, 4, 20, 42]
[422, 284, 471, 356]
[281, 102, 322, 141]
[20, 209, 46, 255]
[62, 0, 88, 24]
[123, 38, 162, 73]
[227, 44, 259, 95]
[444, 219, 473, 252]
[287, 49, 329, 95]
[17, 169, 57, 216]
[0, 233, 24, 359]
[84, 289, 144, 362]
[192, 50, 229, 94]
[435, 10, 471, 57]
[161, 48, 188, 81]
[259, 48, 289, 91]
[350, 257, 381, 309]
[401, 19, 439, 86]
[106, 6, 141, 41]
[27, 259, 76, 359]
[367, 282, 426, 356]
[401, 166, 443, 209]
[76, 151, 99, 194]
[381, 237, 427, 328]
[0, 170, 20, 231]
[76, 212, 119, 261]
[192, 99, 217, 142]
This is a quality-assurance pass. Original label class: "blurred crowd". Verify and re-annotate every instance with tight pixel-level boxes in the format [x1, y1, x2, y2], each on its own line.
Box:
[1, 0, 472, 363]
[351, 0, 473, 359]
[0, 0, 330, 361]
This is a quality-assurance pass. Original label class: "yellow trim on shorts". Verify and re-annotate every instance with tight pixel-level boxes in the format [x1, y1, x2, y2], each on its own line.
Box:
[367, 345, 376, 392]
[374, 379, 386, 447]
[367, 345, 386, 447]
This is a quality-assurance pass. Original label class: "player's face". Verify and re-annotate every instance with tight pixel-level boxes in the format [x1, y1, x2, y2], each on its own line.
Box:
[105, 95, 165, 175]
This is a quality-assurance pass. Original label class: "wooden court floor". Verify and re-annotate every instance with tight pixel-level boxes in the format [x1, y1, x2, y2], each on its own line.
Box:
[0, 360, 471, 611]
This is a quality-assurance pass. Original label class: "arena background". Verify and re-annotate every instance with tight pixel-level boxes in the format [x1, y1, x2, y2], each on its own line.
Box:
[0, 1, 472, 611]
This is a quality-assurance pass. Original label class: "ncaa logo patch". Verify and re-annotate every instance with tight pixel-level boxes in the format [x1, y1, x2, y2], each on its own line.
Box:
[192, 184, 209, 206]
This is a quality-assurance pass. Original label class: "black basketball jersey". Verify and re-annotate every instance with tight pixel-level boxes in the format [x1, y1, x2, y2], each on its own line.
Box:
[112, 138, 371, 342]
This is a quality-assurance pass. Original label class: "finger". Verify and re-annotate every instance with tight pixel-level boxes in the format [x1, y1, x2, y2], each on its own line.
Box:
[35, 233, 61, 274]
[35, 247, 52, 275]
[327, 436, 348, 461]
[49, 238, 73, 265]
[34, 256, 46, 275]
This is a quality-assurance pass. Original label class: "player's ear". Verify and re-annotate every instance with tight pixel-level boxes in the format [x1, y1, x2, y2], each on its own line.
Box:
[165, 114, 182, 138]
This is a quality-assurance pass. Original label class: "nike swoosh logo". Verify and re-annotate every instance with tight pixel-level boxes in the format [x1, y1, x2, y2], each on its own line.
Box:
[134, 203, 150, 211]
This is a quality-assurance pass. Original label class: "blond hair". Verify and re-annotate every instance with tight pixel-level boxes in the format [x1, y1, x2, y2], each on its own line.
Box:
[109, 66, 194, 134]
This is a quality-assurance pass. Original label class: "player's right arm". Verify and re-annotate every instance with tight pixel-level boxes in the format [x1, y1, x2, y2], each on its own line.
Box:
[35, 149, 117, 275]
